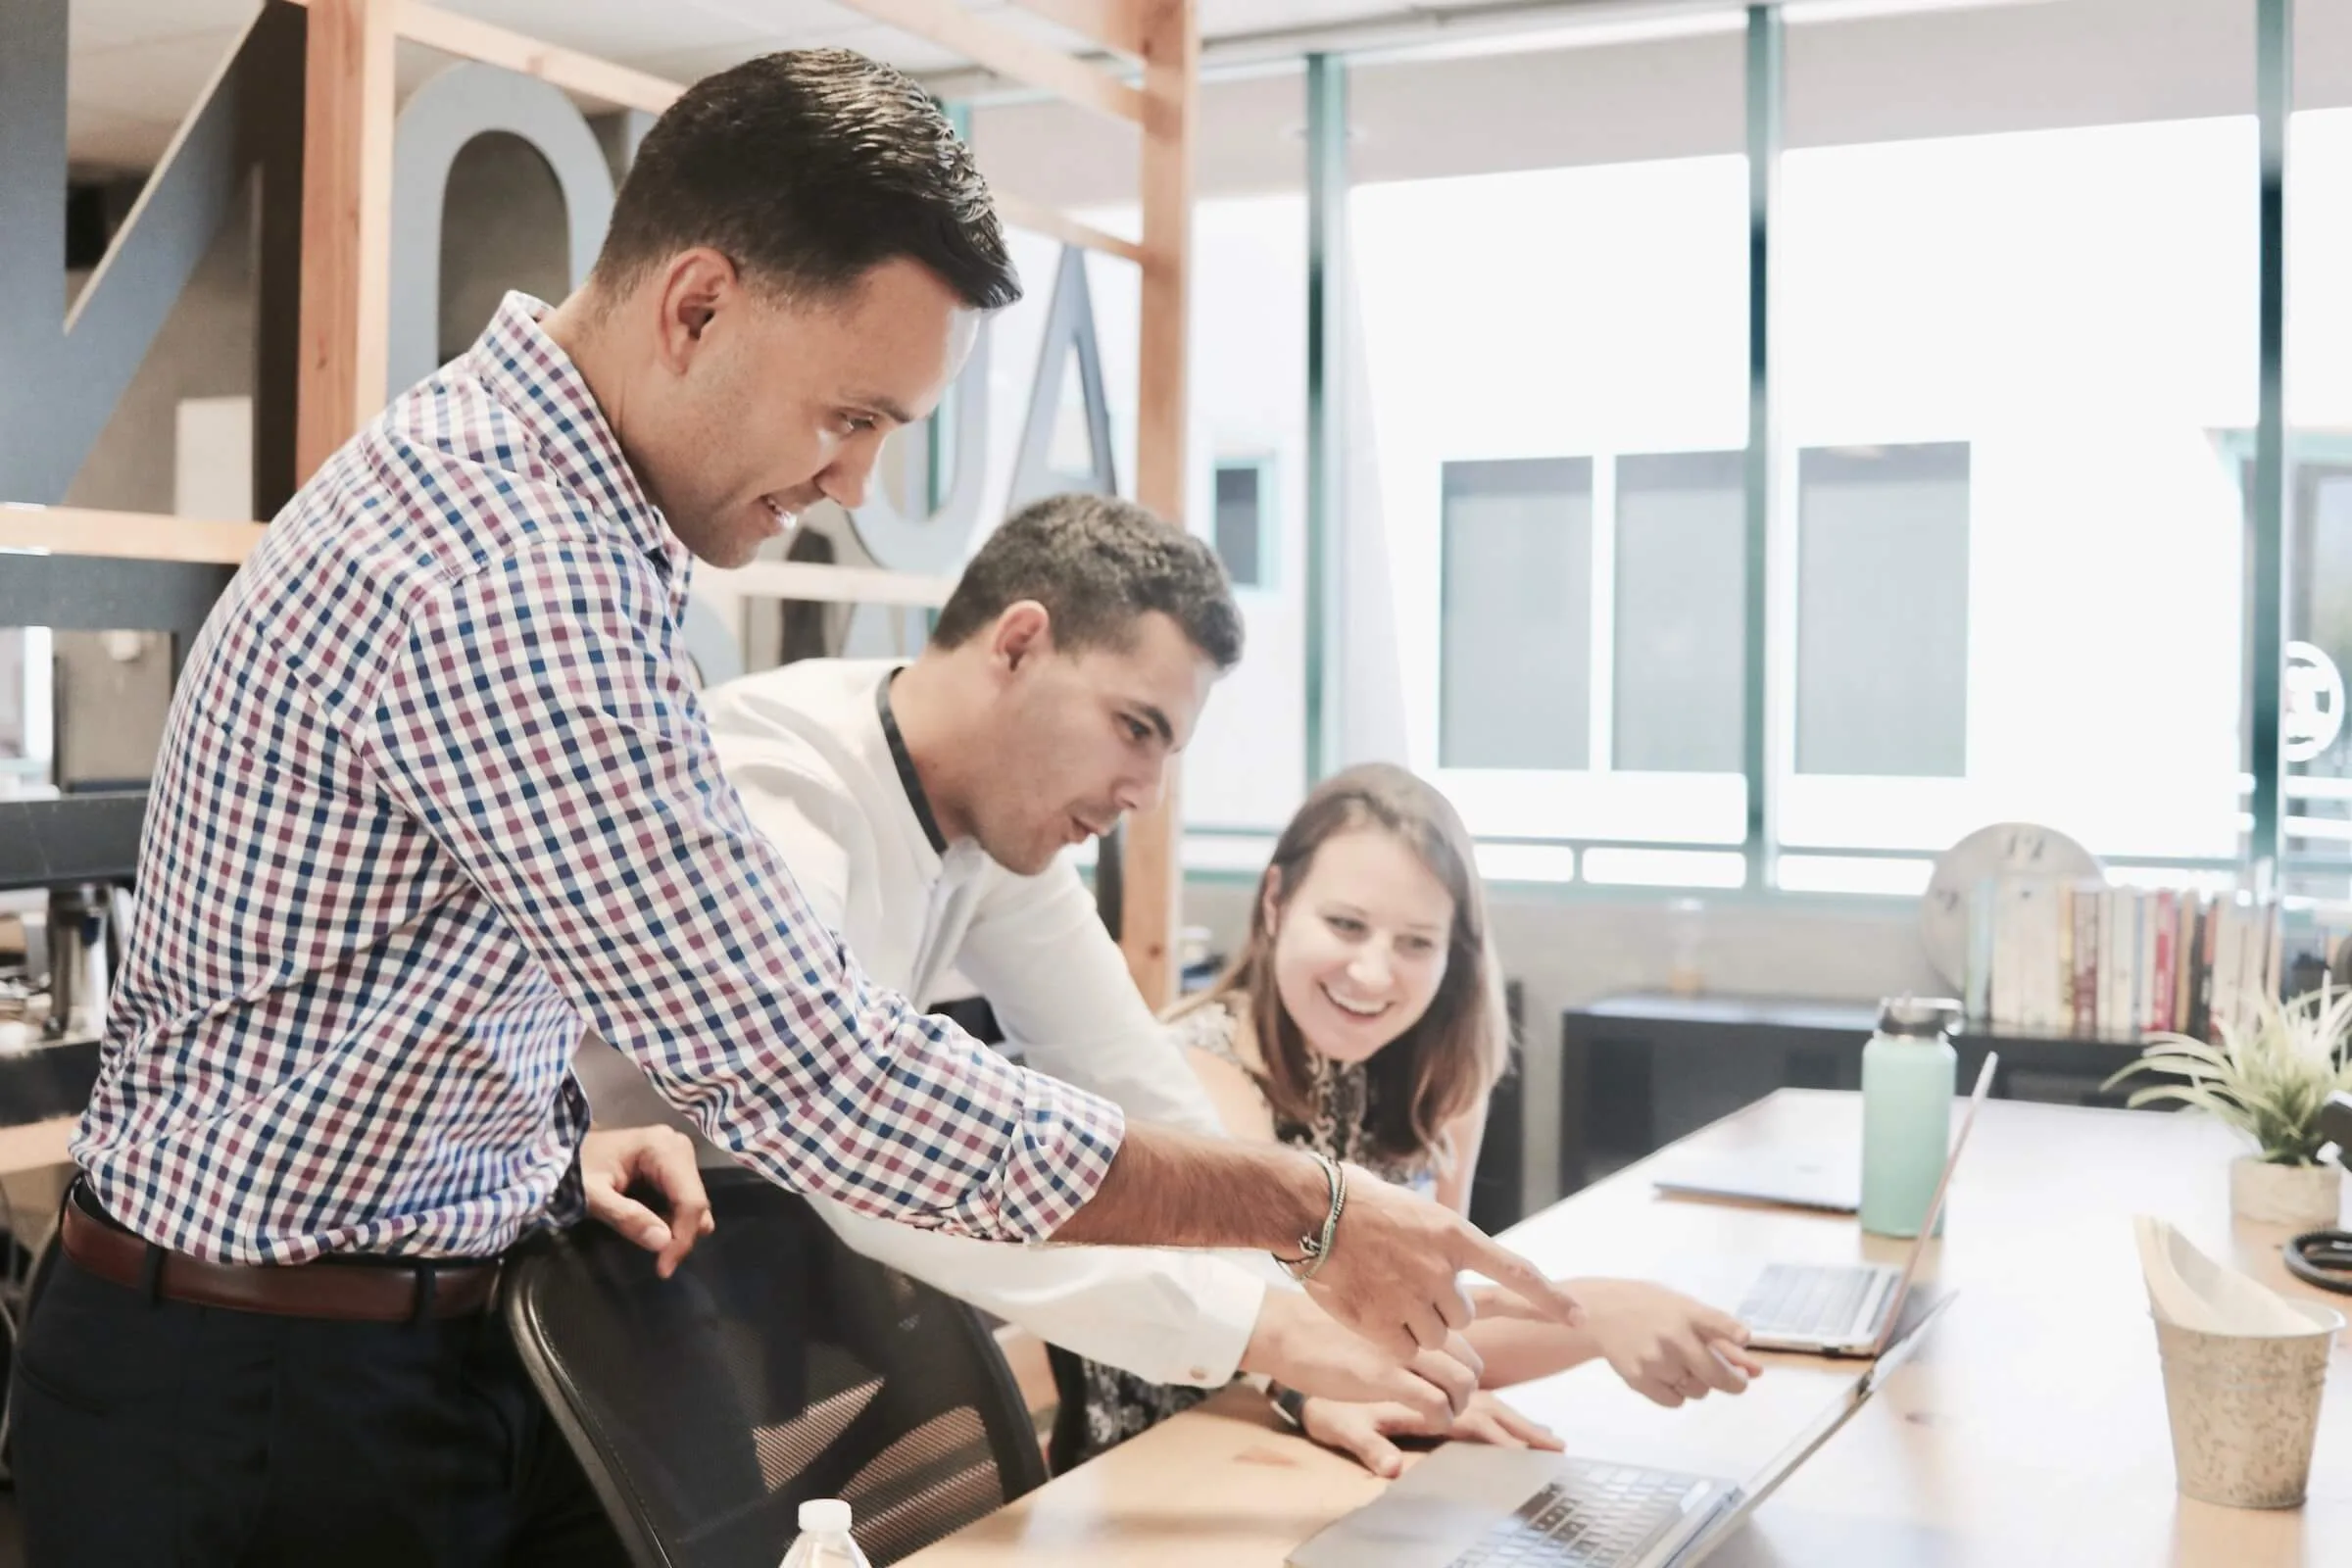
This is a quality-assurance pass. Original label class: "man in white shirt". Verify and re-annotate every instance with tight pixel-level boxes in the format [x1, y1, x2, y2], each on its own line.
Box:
[583, 491, 1481, 1422]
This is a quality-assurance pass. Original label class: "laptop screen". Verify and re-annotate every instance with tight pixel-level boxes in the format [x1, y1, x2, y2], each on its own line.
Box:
[1675, 1287, 1961, 1565]
[1877, 1054, 1999, 1340]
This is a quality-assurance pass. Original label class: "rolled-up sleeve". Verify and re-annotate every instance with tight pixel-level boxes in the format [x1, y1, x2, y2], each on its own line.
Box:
[364, 539, 1122, 1242]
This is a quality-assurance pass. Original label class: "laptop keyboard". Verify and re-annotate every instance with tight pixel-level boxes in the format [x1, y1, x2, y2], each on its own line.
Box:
[1739, 1262, 1880, 1340]
[1449, 1461, 1714, 1567]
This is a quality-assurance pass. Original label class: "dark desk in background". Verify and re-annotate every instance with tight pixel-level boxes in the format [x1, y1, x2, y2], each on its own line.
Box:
[1557, 992, 2159, 1195]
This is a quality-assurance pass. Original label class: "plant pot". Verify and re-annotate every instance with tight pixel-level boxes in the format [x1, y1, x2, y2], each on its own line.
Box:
[2230, 1155, 2344, 1229]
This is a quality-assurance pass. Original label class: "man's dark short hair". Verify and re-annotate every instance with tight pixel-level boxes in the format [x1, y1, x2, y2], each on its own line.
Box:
[933, 494, 1244, 671]
[594, 49, 1020, 311]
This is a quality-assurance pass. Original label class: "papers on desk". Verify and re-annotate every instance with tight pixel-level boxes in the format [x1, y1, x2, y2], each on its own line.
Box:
[2133, 1215, 2313, 1335]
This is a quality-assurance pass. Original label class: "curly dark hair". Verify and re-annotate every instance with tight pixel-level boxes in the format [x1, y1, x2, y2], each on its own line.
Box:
[932, 494, 1243, 669]
[594, 48, 1020, 310]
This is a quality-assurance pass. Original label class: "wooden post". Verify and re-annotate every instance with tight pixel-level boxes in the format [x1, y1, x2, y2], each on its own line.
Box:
[1120, 0, 1198, 1008]
[244, 0, 310, 520]
[295, 0, 393, 486]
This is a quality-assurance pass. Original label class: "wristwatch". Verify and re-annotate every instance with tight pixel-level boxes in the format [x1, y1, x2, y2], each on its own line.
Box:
[1267, 1382, 1309, 1431]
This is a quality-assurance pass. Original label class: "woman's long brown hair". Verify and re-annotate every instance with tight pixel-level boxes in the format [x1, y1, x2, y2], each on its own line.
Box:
[1174, 763, 1508, 1172]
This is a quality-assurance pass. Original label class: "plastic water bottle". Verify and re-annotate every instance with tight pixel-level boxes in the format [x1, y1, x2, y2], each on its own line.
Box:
[1859, 997, 1959, 1239]
[780, 1498, 870, 1568]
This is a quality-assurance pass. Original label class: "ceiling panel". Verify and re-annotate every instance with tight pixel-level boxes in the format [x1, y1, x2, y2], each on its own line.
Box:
[68, 0, 258, 55]
[977, 4, 1100, 55]
[668, 0, 899, 35]
[54, 0, 1590, 169]
[1195, 0, 1429, 36]
[619, 42, 805, 86]
[780, 23, 979, 74]
[68, 27, 244, 120]
[443, 0, 776, 60]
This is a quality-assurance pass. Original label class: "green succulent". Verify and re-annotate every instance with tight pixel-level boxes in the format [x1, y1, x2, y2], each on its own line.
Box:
[2103, 986, 2352, 1167]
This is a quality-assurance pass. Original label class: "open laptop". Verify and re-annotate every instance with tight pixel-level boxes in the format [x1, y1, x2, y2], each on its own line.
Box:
[1287, 1292, 1954, 1568]
[1727, 1053, 1995, 1356]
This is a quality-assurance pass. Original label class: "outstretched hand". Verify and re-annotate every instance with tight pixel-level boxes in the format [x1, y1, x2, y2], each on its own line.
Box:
[1303, 1163, 1584, 1360]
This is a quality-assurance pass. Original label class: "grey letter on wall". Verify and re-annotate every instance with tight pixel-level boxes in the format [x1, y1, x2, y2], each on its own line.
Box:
[1006, 245, 1118, 511]
[0, 0, 295, 506]
[840, 331, 994, 576]
[387, 63, 617, 395]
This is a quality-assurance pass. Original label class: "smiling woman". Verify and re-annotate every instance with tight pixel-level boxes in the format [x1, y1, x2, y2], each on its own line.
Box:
[1193, 763, 1507, 1179]
[1052, 761, 1760, 1473]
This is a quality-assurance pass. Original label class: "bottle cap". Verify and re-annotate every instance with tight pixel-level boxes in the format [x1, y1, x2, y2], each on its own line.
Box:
[1877, 995, 1961, 1039]
[799, 1498, 853, 1535]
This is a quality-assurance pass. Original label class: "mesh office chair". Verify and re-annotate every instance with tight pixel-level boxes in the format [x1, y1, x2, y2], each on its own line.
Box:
[504, 1166, 1048, 1568]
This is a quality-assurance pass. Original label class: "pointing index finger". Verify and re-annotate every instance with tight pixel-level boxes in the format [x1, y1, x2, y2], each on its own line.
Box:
[1462, 1236, 1583, 1328]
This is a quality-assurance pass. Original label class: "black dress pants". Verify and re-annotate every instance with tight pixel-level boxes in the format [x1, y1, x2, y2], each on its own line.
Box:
[11, 1246, 631, 1567]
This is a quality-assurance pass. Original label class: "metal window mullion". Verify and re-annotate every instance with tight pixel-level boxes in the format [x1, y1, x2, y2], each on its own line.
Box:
[2250, 0, 2292, 892]
[1743, 5, 1785, 892]
[1305, 52, 1348, 787]
[1590, 453, 1618, 774]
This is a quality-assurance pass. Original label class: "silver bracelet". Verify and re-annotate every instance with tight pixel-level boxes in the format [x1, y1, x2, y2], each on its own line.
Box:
[1275, 1151, 1347, 1283]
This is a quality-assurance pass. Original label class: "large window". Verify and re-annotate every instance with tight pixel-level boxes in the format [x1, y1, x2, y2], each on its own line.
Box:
[1775, 118, 2253, 871]
[1615, 450, 1744, 775]
[2283, 103, 2352, 897]
[1213, 459, 1274, 590]
[953, 0, 2339, 893]
[1029, 192, 1311, 838]
[1351, 152, 1751, 849]
[1793, 443, 1970, 780]
[1439, 458, 1592, 770]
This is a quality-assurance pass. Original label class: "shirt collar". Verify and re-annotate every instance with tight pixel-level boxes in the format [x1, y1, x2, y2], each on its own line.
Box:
[465, 291, 688, 582]
[876, 668, 950, 857]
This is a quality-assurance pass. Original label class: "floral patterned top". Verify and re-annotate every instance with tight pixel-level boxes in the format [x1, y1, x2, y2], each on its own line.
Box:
[1057, 998, 1434, 1468]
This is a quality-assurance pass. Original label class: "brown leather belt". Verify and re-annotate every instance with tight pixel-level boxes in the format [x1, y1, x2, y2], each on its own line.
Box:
[59, 1199, 501, 1322]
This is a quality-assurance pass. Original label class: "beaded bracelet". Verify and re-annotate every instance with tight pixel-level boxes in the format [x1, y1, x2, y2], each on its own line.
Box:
[1275, 1150, 1347, 1284]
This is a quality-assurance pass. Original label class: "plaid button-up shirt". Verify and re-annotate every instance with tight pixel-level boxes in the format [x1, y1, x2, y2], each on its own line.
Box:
[73, 293, 1123, 1264]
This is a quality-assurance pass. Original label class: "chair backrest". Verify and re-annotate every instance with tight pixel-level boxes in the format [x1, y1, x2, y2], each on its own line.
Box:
[504, 1167, 1047, 1568]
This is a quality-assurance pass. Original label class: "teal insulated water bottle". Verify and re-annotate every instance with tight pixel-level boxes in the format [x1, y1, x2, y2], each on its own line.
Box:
[1860, 997, 1960, 1239]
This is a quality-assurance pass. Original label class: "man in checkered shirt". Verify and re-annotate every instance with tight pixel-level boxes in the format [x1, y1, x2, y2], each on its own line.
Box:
[14, 48, 1578, 1566]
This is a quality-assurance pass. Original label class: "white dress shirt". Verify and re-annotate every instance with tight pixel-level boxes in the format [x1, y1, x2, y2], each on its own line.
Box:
[682, 658, 1280, 1387]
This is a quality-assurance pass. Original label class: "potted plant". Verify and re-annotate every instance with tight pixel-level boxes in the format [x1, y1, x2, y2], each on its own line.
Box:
[2104, 986, 2352, 1229]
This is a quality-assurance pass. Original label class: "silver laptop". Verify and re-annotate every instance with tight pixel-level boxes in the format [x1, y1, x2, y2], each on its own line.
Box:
[1649, 1149, 1858, 1214]
[1731, 1054, 1995, 1355]
[1286, 1293, 1953, 1568]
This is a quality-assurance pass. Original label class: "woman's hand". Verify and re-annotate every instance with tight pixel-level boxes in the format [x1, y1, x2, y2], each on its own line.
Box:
[1297, 1390, 1564, 1480]
[1568, 1279, 1764, 1407]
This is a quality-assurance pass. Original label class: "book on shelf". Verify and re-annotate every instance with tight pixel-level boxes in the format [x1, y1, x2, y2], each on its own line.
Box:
[1964, 878, 2283, 1046]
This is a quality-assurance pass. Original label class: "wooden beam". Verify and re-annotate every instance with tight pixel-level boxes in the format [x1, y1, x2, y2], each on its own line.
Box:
[699, 559, 957, 608]
[0, 506, 266, 564]
[0, 509, 961, 613]
[1119, 0, 1198, 1009]
[995, 192, 1149, 267]
[829, 0, 1145, 123]
[392, 1, 684, 114]
[282, 0, 684, 111]
[295, 0, 395, 485]
[1004, 0, 1145, 59]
